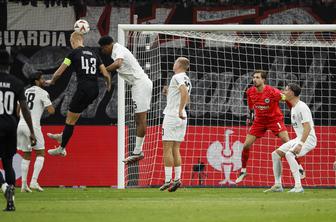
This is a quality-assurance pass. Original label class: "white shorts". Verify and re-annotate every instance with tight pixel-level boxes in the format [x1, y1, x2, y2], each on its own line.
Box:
[278, 136, 317, 157]
[17, 125, 45, 152]
[162, 115, 187, 142]
[132, 77, 153, 113]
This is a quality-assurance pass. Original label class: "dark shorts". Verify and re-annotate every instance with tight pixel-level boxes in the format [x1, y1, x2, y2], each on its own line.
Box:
[249, 119, 287, 138]
[0, 124, 17, 158]
[69, 83, 99, 113]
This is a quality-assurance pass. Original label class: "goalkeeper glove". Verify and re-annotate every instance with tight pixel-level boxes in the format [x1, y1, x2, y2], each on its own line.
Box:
[246, 110, 254, 126]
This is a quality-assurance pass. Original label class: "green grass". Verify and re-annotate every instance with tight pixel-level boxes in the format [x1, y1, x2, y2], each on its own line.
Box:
[1, 188, 335, 222]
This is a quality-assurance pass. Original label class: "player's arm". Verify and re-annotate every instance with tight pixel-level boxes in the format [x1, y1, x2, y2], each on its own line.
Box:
[246, 90, 254, 125]
[16, 102, 21, 117]
[299, 122, 311, 145]
[46, 62, 69, 85]
[162, 85, 168, 96]
[178, 85, 189, 120]
[99, 64, 112, 92]
[19, 99, 36, 146]
[106, 58, 123, 73]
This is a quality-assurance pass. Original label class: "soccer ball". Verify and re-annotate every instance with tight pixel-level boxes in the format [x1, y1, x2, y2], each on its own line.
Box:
[74, 19, 90, 34]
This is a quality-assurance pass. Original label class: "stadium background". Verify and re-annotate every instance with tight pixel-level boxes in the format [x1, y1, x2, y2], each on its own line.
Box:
[0, 0, 335, 187]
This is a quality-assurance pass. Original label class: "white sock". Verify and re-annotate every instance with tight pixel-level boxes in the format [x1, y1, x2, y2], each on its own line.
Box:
[174, 166, 181, 181]
[241, 168, 246, 173]
[21, 159, 30, 186]
[165, 167, 172, 183]
[1, 183, 8, 193]
[133, 136, 144, 154]
[272, 151, 282, 186]
[285, 152, 301, 188]
[31, 156, 45, 184]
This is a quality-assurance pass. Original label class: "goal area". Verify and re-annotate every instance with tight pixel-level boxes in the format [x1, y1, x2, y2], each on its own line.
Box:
[117, 24, 336, 189]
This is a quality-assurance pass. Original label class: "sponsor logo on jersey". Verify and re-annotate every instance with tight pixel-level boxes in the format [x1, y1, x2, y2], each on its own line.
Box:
[264, 98, 270, 103]
[255, 105, 269, 110]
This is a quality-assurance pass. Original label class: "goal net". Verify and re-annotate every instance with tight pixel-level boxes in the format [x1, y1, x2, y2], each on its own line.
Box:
[118, 25, 336, 188]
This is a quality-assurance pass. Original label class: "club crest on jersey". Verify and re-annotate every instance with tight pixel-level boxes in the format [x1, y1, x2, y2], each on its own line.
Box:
[264, 98, 270, 103]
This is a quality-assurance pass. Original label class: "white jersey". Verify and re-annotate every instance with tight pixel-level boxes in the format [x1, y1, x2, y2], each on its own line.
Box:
[163, 72, 191, 117]
[112, 43, 148, 85]
[291, 100, 316, 140]
[18, 86, 52, 128]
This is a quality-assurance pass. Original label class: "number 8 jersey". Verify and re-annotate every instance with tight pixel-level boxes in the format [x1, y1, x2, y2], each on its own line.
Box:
[18, 86, 52, 128]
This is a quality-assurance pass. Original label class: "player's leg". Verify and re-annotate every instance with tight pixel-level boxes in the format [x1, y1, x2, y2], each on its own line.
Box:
[21, 152, 32, 192]
[17, 126, 32, 192]
[236, 134, 257, 183]
[2, 156, 16, 211]
[264, 140, 294, 192]
[168, 141, 182, 192]
[124, 77, 153, 163]
[123, 111, 146, 164]
[160, 141, 174, 191]
[277, 130, 305, 179]
[48, 111, 80, 156]
[134, 111, 147, 154]
[287, 137, 316, 193]
[30, 150, 45, 192]
[30, 129, 46, 191]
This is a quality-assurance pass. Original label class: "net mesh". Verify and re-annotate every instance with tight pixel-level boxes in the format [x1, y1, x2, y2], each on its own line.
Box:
[123, 29, 336, 187]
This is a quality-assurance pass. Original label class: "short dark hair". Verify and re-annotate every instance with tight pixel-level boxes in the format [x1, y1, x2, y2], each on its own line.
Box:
[253, 70, 267, 80]
[98, 36, 114, 46]
[0, 49, 11, 66]
[30, 71, 42, 85]
[288, 83, 301, 96]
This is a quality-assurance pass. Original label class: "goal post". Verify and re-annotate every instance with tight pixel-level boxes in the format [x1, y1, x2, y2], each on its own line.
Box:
[117, 24, 336, 189]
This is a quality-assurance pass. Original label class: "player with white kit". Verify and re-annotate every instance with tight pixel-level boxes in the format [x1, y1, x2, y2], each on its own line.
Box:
[159, 57, 191, 192]
[17, 72, 55, 192]
[265, 83, 317, 193]
[98, 36, 153, 164]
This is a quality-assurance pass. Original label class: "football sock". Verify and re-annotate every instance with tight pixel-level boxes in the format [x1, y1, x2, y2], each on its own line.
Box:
[174, 166, 181, 180]
[285, 152, 301, 188]
[2, 157, 15, 185]
[31, 156, 44, 184]
[165, 167, 172, 183]
[242, 149, 250, 169]
[21, 159, 30, 185]
[272, 151, 282, 186]
[61, 124, 75, 148]
[133, 136, 144, 154]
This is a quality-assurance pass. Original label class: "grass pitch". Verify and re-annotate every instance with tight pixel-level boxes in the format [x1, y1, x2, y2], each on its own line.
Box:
[0, 188, 335, 222]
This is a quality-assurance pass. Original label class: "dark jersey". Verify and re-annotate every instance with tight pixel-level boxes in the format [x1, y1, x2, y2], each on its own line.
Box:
[65, 46, 103, 86]
[0, 72, 25, 127]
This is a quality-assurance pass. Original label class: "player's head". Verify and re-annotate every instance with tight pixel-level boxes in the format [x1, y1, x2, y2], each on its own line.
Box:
[70, 32, 84, 49]
[284, 83, 301, 100]
[98, 36, 114, 55]
[252, 70, 267, 87]
[0, 49, 11, 74]
[30, 71, 45, 87]
[173, 57, 190, 73]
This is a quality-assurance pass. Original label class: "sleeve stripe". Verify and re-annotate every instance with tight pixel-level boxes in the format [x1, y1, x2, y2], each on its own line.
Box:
[63, 58, 71, 66]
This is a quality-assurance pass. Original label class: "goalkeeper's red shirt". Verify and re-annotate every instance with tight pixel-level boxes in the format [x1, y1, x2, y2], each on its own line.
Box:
[246, 85, 284, 122]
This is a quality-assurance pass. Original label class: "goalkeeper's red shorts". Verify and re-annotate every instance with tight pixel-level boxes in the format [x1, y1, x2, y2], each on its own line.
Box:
[249, 119, 287, 138]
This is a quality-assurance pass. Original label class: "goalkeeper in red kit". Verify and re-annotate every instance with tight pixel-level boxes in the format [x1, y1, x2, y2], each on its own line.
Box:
[235, 70, 305, 183]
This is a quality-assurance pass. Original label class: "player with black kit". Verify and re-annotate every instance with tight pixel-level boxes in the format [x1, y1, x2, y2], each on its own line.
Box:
[46, 32, 111, 156]
[0, 50, 36, 211]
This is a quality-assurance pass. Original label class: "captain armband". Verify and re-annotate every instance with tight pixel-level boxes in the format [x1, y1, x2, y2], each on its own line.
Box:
[63, 58, 71, 66]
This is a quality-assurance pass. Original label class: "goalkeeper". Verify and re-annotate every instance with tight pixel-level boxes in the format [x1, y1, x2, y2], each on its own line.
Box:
[236, 70, 304, 183]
